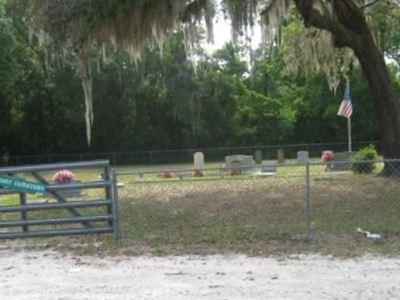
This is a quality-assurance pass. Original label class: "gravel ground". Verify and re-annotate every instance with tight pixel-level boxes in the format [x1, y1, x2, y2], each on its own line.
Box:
[1, 249, 400, 299]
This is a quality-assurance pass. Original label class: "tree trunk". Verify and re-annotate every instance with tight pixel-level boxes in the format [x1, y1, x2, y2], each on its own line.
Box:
[294, 0, 400, 176]
[355, 38, 400, 175]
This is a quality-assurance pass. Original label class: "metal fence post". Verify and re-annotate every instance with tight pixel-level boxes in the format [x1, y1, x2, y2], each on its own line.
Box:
[103, 165, 114, 228]
[305, 160, 312, 239]
[111, 170, 121, 244]
[19, 192, 28, 232]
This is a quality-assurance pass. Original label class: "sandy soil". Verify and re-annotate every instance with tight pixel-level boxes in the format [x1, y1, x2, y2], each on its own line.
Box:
[0, 248, 400, 300]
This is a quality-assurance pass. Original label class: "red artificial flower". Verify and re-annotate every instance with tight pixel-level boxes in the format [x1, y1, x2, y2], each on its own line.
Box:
[53, 170, 76, 184]
[321, 151, 334, 163]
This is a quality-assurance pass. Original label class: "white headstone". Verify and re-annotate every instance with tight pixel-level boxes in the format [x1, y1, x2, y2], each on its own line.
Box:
[297, 151, 309, 165]
[194, 152, 205, 171]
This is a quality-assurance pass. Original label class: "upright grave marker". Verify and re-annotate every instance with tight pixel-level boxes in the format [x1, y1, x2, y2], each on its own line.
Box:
[277, 149, 285, 163]
[297, 151, 309, 165]
[254, 150, 263, 164]
[193, 151, 205, 176]
[330, 151, 353, 171]
[225, 155, 254, 175]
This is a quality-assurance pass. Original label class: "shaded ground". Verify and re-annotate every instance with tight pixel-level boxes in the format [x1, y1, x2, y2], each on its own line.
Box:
[1, 248, 400, 300]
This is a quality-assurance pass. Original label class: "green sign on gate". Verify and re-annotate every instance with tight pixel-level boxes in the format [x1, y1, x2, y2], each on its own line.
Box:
[0, 175, 47, 194]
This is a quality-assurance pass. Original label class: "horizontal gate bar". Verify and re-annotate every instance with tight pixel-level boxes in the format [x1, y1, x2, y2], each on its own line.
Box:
[49, 181, 111, 191]
[0, 215, 114, 228]
[0, 227, 114, 239]
[0, 160, 109, 174]
[0, 200, 111, 213]
[1, 181, 111, 195]
[0, 189, 18, 195]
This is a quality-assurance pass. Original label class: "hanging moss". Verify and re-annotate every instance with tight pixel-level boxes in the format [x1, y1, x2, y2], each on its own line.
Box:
[25, 0, 400, 144]
[26, 0, 214, 144]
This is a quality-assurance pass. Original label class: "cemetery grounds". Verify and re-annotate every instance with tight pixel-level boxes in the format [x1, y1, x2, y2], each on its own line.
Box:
[1, 159, 400, 299]
[1, 158, 399, 255]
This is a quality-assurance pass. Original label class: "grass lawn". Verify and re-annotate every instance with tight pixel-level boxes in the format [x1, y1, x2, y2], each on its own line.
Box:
[0, 161, 399, 257]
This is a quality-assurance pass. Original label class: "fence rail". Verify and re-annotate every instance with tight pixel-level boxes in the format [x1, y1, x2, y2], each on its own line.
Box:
[0, 160, 120, 242]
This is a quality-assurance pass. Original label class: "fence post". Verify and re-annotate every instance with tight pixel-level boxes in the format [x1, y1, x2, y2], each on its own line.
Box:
[19, 192, 28, 232]
[111, 170, 121, 244]
[104, 165, 113, 228]
[305, 160, 312, 239]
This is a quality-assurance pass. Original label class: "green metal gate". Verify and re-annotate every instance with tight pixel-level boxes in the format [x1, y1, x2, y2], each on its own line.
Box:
[0, 160, 120, 242]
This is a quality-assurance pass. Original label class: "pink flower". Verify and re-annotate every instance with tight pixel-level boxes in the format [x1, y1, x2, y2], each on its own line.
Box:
[321, 151, 334, 163]
[53, 170, 76, 184]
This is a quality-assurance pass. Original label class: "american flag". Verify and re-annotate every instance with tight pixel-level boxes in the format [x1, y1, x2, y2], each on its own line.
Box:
[337, 83, 353, 118]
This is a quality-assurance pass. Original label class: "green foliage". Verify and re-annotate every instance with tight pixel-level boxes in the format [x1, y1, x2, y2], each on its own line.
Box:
[352, 144, 378, 174]
[1, 0, 400, 157]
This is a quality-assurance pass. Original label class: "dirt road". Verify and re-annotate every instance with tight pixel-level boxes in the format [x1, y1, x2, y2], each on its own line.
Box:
[0, 248, 399, 299]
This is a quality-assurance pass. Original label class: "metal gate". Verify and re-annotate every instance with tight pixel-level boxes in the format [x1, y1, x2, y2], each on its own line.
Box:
[0, 160, 120, 242]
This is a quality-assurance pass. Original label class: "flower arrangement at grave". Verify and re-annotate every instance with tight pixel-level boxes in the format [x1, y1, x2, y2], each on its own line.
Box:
[321, 151, 334, 163]
[230, 168, 242, 176]
[321, 151, 334, 170]
[162, 171, 173, 179]
[193, 169, 204, 177]
[53, 170, 76, 184]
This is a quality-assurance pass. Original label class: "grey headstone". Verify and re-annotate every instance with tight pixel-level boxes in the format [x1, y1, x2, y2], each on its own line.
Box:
[262, 164, 277, 173]
[254, 150, 263, 164]
[330, 151, 353, 171]
[277, 149, 285, 163]
[225, 155, 254, 172]
[297, 151, 309, 165]
[52, 181, 82, 198]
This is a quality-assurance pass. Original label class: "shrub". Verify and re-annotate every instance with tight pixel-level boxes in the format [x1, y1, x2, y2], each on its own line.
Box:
[352, 144, 378, 174]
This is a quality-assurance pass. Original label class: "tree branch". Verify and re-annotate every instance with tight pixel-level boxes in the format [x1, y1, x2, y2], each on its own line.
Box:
[293, 0, 360, 49]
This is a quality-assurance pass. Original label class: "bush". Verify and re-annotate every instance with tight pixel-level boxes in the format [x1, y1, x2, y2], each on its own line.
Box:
[352, 144, 378, 174]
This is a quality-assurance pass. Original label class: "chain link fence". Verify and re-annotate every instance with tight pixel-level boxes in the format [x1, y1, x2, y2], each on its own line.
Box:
[3, 141, 379, 167]
[115, 158, 400, 247]
[0, 155, 398, 251]
[310, 159, 400, 243]
[116, 162, 309, 248]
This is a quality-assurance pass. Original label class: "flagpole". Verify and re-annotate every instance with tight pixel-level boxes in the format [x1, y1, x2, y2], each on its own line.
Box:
[338, 77, 353, 153]
[348, 117, 352, 153]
